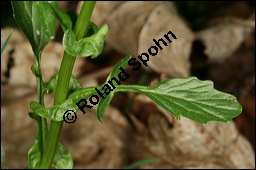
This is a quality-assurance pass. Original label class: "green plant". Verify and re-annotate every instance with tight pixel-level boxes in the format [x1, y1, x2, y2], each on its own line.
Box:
[10, 1, 242, 169]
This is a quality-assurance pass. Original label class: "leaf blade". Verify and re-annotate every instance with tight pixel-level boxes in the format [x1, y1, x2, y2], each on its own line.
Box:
[12, 1, 56, 54]
[116, 77, 242, 124]
[96, 92, 115, 123]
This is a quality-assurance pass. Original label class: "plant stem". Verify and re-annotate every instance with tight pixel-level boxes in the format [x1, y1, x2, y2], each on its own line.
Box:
[35, 52, 48, 157]
[39, 2, 96, 169]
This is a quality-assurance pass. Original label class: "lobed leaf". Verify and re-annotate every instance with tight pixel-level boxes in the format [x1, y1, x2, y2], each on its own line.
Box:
[115, 77, 242, 124]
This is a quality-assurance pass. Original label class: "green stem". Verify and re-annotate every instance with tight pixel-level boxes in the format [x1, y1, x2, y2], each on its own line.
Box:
[39, 2, 96, 169]
[35, 52, 48, 158]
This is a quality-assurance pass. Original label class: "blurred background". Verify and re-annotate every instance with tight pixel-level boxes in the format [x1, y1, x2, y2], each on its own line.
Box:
[1, 1, 255, 169]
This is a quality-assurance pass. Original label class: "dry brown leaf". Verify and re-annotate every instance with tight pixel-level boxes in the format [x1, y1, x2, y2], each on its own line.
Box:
[106, 1, 161, 56]
[61, 106, 132, 169]
[77, 1, 194, 78]
[130, 94, 255, 169]
[138, 2, 194, 77]
[196, 17, 255, 63]
[1, 87, 38, 169]
[1, 85, 35, 103]
[147, 114, 254, 168]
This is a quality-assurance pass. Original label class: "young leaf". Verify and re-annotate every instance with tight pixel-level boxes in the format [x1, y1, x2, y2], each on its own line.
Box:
[115, 77, 242, 124]
[1, 30, 12, 55]
[43, 73, 82, 94]
[12, 1, 56, 55]
[63, 24, 108, 58]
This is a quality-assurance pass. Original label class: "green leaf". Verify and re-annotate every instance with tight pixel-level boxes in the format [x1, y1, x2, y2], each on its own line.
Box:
[105, 55, 132, 83]
[31, 65, 40, 77]
[27, 112, 73, 169]
[48, 1, 72, 32]
[63, 24, 108, 58]
[52, 143, 73, 169]
[30, 54, 242, 124]
[84, 22, 99, 38]
[12, 1, 56, 55]
[26, 112, 46, 169]
[26, 127, 41, 169]
[30, 87, 97, 121]
[1, 30, 12, 55]
[27, 135, 73, 169]
[48, 1, 98, 40]
[43, 73, 82, 95]
[66, 11, 78, 30]
[97, 55, 132, 122]
[96, 92, 114, 123]
[123, 158, 158, 169]
[115, 77, 242, 124]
